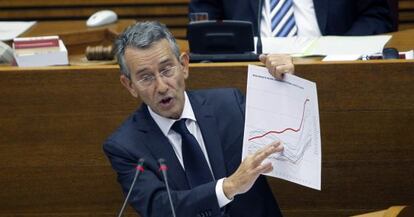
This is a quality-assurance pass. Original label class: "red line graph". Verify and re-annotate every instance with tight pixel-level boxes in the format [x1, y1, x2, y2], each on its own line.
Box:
[248, 98, 310, 141]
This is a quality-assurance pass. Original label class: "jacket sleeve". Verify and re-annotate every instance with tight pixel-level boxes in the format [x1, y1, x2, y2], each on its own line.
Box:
[103, 139, 222, 217]
[344, 0, 393, 35]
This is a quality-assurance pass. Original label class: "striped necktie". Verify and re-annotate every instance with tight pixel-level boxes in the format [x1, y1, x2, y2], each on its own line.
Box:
[270, 0, 298, 37]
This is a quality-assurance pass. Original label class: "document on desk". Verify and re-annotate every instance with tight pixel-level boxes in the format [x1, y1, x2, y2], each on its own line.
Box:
[255, 35, 391, 59]
[307, 35, 392, 56]
[0, 21, 36, 41]
[254, 37, 315, 56]
[242, 65, 321, 190]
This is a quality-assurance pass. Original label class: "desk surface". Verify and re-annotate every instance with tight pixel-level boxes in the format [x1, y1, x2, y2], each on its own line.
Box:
[20, 20, 136, 39]
[2, 21, 414, 68]
[352, 206, 408, 217]
[1, 20, 134, 64]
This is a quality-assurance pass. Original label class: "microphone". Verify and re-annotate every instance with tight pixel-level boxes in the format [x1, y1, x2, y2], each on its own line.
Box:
[158, 158, 177, 217]
[117, 158, 145, 217]
[256, 0, 264, 55]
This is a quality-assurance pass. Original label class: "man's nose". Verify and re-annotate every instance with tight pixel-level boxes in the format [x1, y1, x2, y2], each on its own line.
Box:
[154, 75, 168, 93]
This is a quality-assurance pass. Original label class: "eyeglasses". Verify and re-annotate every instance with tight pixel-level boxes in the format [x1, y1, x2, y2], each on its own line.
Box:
[135, 65, 178, 87]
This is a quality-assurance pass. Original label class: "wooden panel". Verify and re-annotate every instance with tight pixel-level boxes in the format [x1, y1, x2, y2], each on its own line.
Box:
[385, 28, 414, 50]
[399, 1, 414, 10]
[400, 23, 414, 30]
[400, 11, 414, 21]
[0, 6, 188, 20]
[1, 61, 414, 217]
[189, 61, 414, 110]
[272, 160, 414, 216]
[0, 0, 190, 7]
[0, 0, 190, 38]
[188, 61, 414, 217]
[0, 67, 138, 216]
[399, 0, 414, 30]
[136, 17, 188, 26]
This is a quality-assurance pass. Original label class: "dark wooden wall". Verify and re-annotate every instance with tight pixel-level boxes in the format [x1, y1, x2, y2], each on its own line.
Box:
[0, 66, 136, 217]
[1, 0, 414, 39]
[0, 60, 413, 217]
[399, 0, 414, 30]
[0, 0, 189, 39]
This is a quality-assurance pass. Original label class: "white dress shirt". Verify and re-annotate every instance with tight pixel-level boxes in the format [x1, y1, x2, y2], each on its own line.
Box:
[261, 0, 322, 37]
[148, 92, 232, 207]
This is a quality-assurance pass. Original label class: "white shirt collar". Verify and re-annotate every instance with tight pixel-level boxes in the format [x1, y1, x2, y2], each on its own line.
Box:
[148, 91, 196, 136]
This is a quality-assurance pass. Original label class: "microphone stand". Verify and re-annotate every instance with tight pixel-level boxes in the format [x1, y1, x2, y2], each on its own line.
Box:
[117, 159, 145, 217]
[256, 0, 264, 55]
[158, 159, 177, 217]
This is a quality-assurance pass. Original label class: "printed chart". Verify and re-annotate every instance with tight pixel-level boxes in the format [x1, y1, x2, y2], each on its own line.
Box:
[242, 65, 321, 190]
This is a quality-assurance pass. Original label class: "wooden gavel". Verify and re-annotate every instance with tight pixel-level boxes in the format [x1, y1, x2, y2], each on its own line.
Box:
[85, 45, 114, 61]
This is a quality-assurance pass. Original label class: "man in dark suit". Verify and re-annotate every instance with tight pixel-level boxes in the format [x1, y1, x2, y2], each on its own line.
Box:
[189, 0, 393, 36]
[103, 21, 294, 217]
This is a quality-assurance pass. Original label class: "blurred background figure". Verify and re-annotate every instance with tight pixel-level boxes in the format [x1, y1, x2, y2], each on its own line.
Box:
[189, 0, 394, 37]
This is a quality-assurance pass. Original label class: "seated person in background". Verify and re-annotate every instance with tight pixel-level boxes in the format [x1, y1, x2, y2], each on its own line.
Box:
[189, 0, 393, 37]
[103, 21, 294, 217]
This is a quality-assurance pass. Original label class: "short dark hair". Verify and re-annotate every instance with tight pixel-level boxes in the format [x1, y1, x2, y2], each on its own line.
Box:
[114, 21, 180, 78]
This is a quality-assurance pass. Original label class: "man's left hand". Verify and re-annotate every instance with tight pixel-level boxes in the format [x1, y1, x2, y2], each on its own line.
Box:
[259, 54, 294, 80]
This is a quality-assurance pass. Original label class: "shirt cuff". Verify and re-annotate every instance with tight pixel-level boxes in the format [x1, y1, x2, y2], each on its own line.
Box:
[215, 178, 233, 207]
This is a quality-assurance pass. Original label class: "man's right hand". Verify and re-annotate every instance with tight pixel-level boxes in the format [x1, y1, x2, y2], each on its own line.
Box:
[222, 141, 284, 199]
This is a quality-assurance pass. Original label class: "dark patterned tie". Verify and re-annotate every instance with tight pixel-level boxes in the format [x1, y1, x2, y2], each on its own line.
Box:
[172, 119, 213, 187]
[270, 0, 298, 37]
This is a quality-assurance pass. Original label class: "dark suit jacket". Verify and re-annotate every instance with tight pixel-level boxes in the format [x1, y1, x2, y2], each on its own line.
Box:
[189, 0, 393, 36]
[103, 88, 282, 217]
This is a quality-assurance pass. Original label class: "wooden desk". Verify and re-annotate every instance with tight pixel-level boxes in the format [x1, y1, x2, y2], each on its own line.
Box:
[353, 210, 388, 217]
[21, 19, 136, 56]
[352, 206, 407, 217]
[2, 20, 189, 66]
[0, 24, 413, 217]
[384, 28, 414, 51]
[4, 21, 414, 66]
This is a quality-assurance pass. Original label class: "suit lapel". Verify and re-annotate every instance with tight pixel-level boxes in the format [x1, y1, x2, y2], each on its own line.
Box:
[313, 0, 328, 35]
[189, 93, 227, 180]
[135, 106, 189, 189]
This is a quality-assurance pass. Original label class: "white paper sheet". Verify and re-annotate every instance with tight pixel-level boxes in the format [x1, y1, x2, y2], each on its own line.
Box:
[255, 35, 392, 59]
[254, 37, 316, 56]
[322, 54, 361, 61]
[401, 50, 414, 59]
[305, 35, 392, 56]
[0, 21, 36, 41]
[242, 65, 321, 190]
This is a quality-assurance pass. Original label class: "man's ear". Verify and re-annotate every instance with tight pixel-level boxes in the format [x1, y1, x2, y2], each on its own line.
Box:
[120, 75, 138, 98]
[179, 52, 190, 79]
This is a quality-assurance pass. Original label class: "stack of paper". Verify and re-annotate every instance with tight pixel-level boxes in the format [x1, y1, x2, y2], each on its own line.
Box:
[254, 35, 392, 61]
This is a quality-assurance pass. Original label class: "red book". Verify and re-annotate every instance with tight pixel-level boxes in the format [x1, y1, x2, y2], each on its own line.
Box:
[13, 36, 60, 49]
